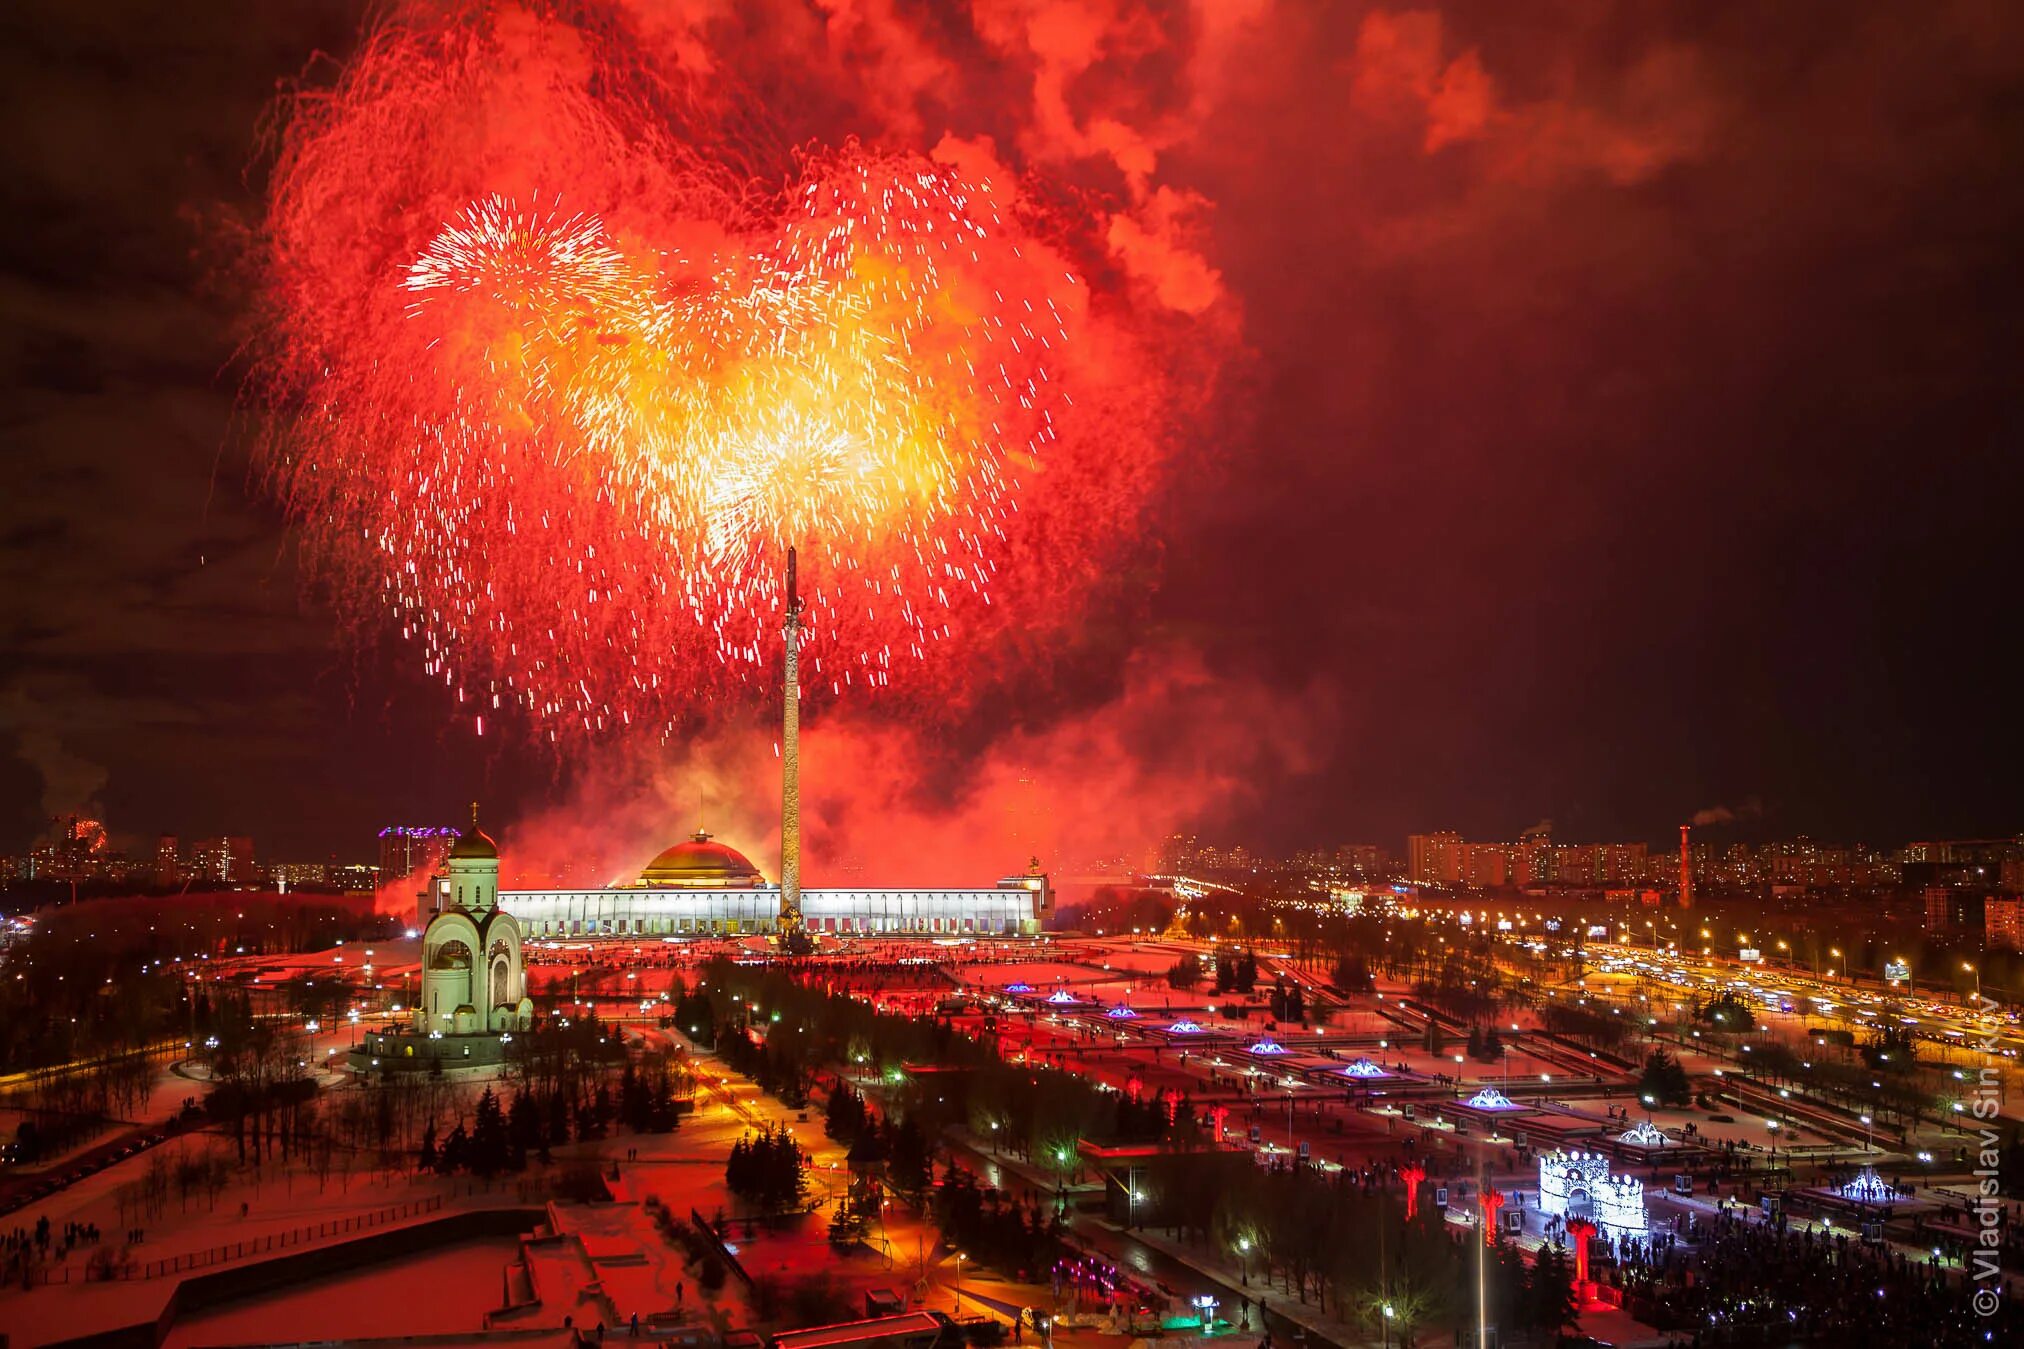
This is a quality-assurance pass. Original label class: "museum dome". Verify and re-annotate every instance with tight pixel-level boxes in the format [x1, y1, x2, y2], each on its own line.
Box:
[637, 830, 765, 889]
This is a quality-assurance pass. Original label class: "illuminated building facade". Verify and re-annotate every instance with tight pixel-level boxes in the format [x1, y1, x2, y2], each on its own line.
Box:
[420, 830, 1050, 938]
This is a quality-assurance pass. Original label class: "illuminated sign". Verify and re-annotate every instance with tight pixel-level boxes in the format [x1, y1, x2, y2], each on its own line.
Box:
[1884, 961, 1911, 983]
[1738, 948, 1762, 963]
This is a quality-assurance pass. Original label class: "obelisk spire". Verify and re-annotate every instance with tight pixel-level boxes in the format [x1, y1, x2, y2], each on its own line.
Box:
[779, 547, 805, 941]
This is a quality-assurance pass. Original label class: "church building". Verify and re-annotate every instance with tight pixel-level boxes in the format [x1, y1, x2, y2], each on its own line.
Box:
[415, 817, 533, 1034]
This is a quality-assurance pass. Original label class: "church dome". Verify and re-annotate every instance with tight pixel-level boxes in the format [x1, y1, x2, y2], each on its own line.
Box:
[637, 831, 765, 889]
[448, 827, 498, 861]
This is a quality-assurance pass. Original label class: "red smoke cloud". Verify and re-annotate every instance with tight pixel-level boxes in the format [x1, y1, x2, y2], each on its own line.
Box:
[1346, 8, 1717, 186]
[500, 646, 1334, 890]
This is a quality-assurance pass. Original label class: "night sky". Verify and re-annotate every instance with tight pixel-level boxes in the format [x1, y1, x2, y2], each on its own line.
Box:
[3, 1, 2021, 864]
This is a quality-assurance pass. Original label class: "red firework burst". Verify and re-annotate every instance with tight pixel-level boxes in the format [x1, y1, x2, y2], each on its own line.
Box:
[251, 1, 1177, 739]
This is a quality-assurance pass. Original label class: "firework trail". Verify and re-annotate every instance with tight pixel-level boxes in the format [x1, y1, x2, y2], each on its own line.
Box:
[251, 1, 1195, 740]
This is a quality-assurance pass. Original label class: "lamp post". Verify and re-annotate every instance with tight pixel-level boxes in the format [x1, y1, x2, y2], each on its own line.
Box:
[1237, 1235, 1252, 1286]
[1860, 1114, 1873, 1154]
[953, 1252, 966, 1312]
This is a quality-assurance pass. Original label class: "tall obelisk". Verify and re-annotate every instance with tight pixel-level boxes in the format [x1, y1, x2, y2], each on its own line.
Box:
[779, 547, 805, 940]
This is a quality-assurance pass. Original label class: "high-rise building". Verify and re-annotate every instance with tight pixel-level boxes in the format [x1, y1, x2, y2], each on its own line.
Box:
[378, 826, 460, 886]
[188, 836, 256, 884]
[1407, 832, 1463, 885]
[154, 835, 179, 888]
[1986, 895, 2024, 952]
[1925, 886, 1988, 934]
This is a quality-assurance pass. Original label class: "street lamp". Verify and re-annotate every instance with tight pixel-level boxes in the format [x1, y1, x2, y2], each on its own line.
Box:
[1237, 1235, 1252, 1286]
[1860, 1114, 1873, 1153]
[953, 1252, 967, 1311]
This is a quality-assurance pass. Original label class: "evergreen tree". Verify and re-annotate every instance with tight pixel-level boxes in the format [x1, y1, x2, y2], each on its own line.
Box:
[471, 1086, 510, 1178]
[547, 1088, 573, 1147]
[887, 1116, 933, 1197]
[439, 1120, 471, 1174]
[824, 1082, 868, 1141]
[1526, 1244, 1580, 1334]
[620, 1062, 649, 1133]
[1638, 1049, 1692, 1107]
[647, 1059, 680, 1132]
[1332, 956, 1373, 993]
[507, 1090, 538, 1170]
[417, 1117, 438, 1173]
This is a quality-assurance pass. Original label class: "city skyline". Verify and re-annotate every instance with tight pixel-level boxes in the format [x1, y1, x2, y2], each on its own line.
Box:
[4, 2, 2023, 863]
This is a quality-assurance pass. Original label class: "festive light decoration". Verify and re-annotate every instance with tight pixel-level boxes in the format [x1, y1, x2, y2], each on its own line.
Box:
[1538, 1150, 1648, 1243]
[1004, 983, 1035, 995]
[1167, 1019, 1204, 1034]
[1247, 1038, 1288, 1055]
[1840, 1167, 1896, 1205]
[1401, 1162, 1427, 1220]
[1565, 1216, 1598, 1285]
[1466, 1086, 1522, 1110]
[1617, 1119, 1672, 1148]
[1106, 1005, 1140, 1019]
[1046, 989, 1080, 1005]
[248, 2, 1182, 740]
[1479, 1187, 1506, 1245]
[1341, 1057, 1388, 1078]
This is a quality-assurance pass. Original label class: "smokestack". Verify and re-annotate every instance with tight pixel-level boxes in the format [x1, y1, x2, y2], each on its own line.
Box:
[1679, 824, 1693, 910]
[779, 548, 805, 942]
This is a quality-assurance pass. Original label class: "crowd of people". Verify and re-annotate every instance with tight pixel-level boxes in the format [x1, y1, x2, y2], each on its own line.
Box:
[1614, 1206, 2015, 1345]
[1, 1214, 114, 1283]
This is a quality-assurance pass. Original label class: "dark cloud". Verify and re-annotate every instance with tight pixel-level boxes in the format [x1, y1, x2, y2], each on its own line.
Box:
[2, 0, 2021, 863]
